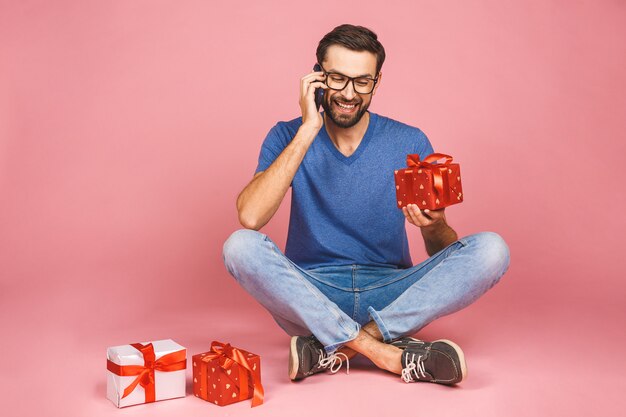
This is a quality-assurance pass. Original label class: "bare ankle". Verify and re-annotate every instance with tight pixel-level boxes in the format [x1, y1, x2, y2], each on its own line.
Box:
[338, 346, 358, 360]
[381, 345, 403, 374]
[345, 331, 403, 374]
[362, 321, 384, 342]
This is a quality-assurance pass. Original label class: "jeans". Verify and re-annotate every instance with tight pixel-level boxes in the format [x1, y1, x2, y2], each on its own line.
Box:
[223, 229, 510, 354]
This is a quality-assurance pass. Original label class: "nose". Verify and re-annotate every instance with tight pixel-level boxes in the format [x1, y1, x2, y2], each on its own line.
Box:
[340, 80, 357, 100]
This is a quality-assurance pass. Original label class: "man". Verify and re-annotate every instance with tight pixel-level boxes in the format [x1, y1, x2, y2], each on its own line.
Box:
[223, 24, 510, 385]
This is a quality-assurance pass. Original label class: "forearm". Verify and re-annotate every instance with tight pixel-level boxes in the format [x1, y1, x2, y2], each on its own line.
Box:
[236, 124, 319, 230]
[420, 217, 458, 256]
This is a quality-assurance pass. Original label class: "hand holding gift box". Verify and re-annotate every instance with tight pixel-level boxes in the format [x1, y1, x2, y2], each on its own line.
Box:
[193, 341, 264, 407]
[106, 339, 186, 408]
[394, 153, 463, 210]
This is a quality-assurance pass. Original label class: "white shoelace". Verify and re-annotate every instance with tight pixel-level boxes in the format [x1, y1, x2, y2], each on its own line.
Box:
[401, 352, 426, 383]
[318, 350, 350, 375]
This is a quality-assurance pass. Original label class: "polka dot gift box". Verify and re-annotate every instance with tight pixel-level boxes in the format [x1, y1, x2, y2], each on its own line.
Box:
[192, 341, 264, 407]
[394, 153, 464, 210]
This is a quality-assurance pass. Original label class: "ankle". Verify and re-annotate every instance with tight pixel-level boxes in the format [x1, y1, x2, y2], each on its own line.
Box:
[362, 321, 384, 342]
[338, 346, 358, 360]
[364, 343, 402, 374]
[379, 345, 403, 374]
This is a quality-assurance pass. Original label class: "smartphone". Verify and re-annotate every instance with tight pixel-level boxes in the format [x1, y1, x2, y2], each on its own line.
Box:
[313, 63, 324, 110]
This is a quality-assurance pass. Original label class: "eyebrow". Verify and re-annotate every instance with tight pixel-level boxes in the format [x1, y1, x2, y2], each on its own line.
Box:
[326, 69, 376, 78]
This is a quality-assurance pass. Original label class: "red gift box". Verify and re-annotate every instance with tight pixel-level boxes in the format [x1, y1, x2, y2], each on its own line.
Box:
[192, 341, 264, 407]
[394, 153, 463, 210]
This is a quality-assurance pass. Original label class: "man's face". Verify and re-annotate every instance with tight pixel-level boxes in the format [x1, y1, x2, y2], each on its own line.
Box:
[320, 45, 381, 129]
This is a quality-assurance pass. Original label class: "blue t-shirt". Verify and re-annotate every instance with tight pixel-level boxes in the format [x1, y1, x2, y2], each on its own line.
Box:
[255, 112, 434, 270]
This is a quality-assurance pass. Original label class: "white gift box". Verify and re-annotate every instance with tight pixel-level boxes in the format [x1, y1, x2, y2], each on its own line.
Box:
[106, 339, 186, 408]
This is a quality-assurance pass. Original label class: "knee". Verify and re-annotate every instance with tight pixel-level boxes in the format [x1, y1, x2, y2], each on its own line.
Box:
[466, 231, 511, 277]
[222, 229, 265, 272]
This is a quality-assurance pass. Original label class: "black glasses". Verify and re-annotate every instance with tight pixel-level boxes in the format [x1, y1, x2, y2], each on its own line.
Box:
[319, 65, 379, 94]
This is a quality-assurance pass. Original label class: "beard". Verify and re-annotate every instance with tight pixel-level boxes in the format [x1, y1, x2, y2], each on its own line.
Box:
[321, 93, 370, 129]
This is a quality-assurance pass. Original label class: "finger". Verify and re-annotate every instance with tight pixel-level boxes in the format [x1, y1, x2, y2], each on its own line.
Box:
[300, 76, 325, 95]
[421, 209, 434, 221]
[413, 205, 434, 226]
[301, 73, 326, 84]
[402, 206, 415, 225]
[423, 208, 445, 221]
[407, 204, 432, 227]
[303, 82, 328, 100]
[305, 81, 328, 94]
[405, 205, 422, 225]
[308, 81, 328, 88]
[301, 78, 328, 99]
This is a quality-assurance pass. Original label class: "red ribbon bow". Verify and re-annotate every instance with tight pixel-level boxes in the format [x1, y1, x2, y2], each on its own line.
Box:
[406, 153, 455, 203]
[106, 342, 186, 403]
[200, 341, 264, 407]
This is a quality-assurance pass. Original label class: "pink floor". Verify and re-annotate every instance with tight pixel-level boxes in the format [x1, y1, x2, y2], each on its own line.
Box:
[2, 265, 624, 417]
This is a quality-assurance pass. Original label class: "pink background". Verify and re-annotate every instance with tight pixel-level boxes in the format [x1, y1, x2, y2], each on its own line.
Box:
[1, 1, 625, 416]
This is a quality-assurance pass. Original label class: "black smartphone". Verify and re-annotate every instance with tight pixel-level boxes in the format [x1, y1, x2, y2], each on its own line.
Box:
[313, 63, 324, 110]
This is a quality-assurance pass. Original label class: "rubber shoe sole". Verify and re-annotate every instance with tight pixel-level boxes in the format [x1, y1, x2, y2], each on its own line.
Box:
[433, 339, 468, 382]
[288, 336, 300, 380]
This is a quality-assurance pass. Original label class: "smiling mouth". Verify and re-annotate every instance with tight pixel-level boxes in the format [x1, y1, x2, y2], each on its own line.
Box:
[334, 101, 358, 113]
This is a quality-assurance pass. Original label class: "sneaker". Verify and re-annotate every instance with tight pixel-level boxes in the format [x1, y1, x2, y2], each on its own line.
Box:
[400, 339, 467, 385]
[288, 335, 349, 381]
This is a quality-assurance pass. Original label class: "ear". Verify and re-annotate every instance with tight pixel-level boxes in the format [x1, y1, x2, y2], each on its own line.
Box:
[372, 71, 382, 96]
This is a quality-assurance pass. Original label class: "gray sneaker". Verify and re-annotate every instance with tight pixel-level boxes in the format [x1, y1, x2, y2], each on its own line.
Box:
[288, 335, 349, 381]
[400, 339, 467, 385]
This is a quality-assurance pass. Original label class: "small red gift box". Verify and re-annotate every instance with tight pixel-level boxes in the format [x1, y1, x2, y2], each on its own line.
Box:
[394, 153, 463, 210]
[192, 341, 264, 407]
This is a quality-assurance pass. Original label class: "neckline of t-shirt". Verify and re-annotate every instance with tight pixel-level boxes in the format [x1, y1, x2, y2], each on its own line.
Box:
[319, 112, 378, 166]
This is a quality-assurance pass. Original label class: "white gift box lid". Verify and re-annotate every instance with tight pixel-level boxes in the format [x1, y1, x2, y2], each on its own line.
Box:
[106, 339, 186, 408]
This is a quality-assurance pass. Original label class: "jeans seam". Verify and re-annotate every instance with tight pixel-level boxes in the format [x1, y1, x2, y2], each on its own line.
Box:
[304, 274, 353, 291]
[265, 239, 358, 339]
[372, 253, 457, 338]
[357, 241, 465, 291]
[324, 326, 361, 354]
[352, 265, 358, 320]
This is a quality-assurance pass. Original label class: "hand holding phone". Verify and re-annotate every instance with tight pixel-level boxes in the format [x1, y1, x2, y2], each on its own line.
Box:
[299, 64, 327, 130]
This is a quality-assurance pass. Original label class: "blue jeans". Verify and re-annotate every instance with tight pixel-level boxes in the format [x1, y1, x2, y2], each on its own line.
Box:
[223, 229, 510, 354]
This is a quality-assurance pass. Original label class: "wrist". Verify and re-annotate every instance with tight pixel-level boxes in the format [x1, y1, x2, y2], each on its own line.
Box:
[421, 219, 445, 234]
[298, 122, 321, 141]
[420, 216, 452, 238]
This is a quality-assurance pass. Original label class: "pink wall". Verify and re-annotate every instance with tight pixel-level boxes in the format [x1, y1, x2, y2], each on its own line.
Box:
[2, 0, 624, 306]
[1, 1, 625, 415]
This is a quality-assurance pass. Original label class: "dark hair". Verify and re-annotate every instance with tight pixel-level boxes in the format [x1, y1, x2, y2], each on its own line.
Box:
[316, 24, 386, 75]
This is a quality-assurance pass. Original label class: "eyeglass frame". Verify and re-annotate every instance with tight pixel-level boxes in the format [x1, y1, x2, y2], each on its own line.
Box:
[318, 64, 380, 95]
